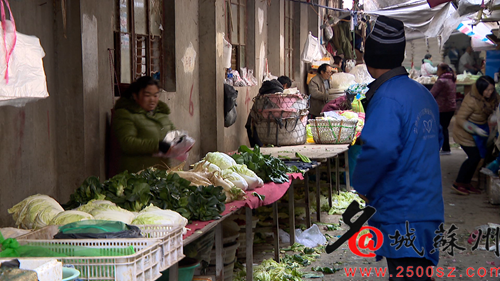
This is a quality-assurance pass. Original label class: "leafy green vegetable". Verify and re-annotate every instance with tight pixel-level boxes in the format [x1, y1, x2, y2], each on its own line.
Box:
[64, 168, 227, 222]
[326, 223, 341, 231]
[253, 258, 303, 281]
[312, 266, 341, 274]
[186, 185, 226, 221]
[231, 145, 300, 184]
[295, 152, 311, 163]
[253, 192, 265, 201]
[328, 191, 365, 215]
[62, 177, 104, 210]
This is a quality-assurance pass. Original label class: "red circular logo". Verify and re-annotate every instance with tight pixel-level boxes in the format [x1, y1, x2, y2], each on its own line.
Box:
[348, 226, 384, 258]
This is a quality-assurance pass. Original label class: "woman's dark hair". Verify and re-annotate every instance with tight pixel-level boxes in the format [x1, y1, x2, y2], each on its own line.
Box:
[124, 76, 161, 98]
[277, 76, 292, 88]
[422, 54, 432, 64]
[317, 63, 331, 74]
[437, 63, 456, 82]
[476, 75, 496, 97]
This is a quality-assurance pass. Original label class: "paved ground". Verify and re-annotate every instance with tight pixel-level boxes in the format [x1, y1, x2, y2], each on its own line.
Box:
[246, 146, 500, 280]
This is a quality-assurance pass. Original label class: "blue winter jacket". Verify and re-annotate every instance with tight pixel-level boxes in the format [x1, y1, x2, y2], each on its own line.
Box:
[352, 67, 444, 265]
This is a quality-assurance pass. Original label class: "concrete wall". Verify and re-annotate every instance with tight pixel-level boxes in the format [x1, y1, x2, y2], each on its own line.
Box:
[0, 0, 318, 226]
[166, 0, 202, 165]
[0, 0, 114, 226]
[223, 0, 269, 152]
[0, 1, 57, 227]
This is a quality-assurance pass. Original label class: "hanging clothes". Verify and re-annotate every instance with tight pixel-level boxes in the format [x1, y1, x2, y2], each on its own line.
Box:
[332, 21, 353, 59]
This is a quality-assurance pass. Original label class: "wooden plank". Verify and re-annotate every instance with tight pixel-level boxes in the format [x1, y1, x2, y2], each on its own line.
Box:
[328, 159, 333, 207]
[260, 144, 349, 160]
[288, 181, 295, 245]
[336, 156, 340, 195]
[344, 151, 351, 191]
[246, 207, 254, 281]
[168, 262, 178, 280]
[305, 172, 311, 228]
[215, 224, 224, 280]
[316, 166, 321, 222]
[183, 209, 240, 246]
[273, 202, 280, 262]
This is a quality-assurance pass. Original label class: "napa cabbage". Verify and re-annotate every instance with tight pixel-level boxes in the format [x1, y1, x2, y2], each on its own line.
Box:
[203, 152, 236, 170]
[228, 164, 264, 190]
[50, 210, 94, 225]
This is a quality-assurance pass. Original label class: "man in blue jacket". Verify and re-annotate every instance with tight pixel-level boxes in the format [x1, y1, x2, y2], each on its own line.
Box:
[352, 16, 444, 280]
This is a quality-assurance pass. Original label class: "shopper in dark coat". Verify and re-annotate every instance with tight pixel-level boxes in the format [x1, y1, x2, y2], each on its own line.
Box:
[430, 63, 457, 154]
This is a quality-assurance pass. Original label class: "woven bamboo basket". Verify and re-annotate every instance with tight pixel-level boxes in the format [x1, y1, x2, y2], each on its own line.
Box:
[250, 93, 309, 146]
[308, 119, 358, 144]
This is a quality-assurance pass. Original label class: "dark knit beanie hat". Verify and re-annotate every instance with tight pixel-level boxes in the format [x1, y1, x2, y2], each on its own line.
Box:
[364, 16, 405, 70]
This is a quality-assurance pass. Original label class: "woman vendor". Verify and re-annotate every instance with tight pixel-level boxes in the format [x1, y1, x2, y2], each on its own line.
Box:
[113, 76, 190, 173]
[452, 76, 498, 195]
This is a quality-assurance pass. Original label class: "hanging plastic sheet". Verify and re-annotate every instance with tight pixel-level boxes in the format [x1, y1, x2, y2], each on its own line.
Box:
[457, 0, 500, 17]
[365, 0, 458, 42]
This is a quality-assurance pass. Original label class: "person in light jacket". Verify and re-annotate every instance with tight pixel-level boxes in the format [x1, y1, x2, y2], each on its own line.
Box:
[308, 63, 334, 117]
[352, 16, 444, 280]
[430, 63, 457, 155]
[452, 76, 498, 195]
[420, 54, 437, 77]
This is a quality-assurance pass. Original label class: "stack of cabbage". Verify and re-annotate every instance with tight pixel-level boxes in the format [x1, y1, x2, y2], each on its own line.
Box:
[194, 152, 264, 192]
[8, 194, 65, 229]
[9, 196, 187, 230]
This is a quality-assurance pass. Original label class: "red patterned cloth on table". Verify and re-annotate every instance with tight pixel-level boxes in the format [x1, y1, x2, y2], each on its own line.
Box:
[183, 173, 303, 239]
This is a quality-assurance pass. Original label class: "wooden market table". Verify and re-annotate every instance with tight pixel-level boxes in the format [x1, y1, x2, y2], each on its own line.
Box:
[423, 80, 475, 95]
[168, 144, 350, 281]
[260, 144, 350, 224]
[169, 173, 304, 281]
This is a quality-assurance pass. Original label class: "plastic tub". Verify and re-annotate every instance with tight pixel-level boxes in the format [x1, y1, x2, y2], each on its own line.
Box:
[62, 267, 80, 281]
[161, 257, 200, 281]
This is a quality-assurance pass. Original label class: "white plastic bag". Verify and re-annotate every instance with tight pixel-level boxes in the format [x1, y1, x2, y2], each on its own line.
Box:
[0, 18, 49, 107]
[223, 37, 232, 69]
[301, 32, 323, 63]
[153, 130, 195, 161]
[349, 64, 375, 84]
[295, 224, 327, 248]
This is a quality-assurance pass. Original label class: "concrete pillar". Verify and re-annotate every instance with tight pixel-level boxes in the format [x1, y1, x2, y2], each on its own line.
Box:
[198, 0, 226, 154]
[55, 0, 114, 201]
[254, 1, 268, 84]
[308, 0, 319, 38]
[53, 0, 86, 200]
[295, 0, 308, 94]
[267, 0, 284, 76]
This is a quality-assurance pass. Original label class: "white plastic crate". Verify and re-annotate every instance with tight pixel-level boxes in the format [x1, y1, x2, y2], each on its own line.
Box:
[16, 226, 162, 281]
[17, 224, 184, 273]
[136, 225, 184, 271]
[16, 239, 161, 281]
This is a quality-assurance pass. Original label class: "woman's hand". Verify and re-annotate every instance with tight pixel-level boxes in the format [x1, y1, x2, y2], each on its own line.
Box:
[463, 121, 488, 137]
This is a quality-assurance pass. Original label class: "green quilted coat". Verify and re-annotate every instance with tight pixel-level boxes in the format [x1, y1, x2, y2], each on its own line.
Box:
[113, 97, 175, 173]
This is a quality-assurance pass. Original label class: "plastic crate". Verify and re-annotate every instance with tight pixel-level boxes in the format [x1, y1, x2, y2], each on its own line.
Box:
[16, 226, 162, 281]
[17, 224, 184, 273]
[136, 225, 184, 271]
[17, 238, 161, 281]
